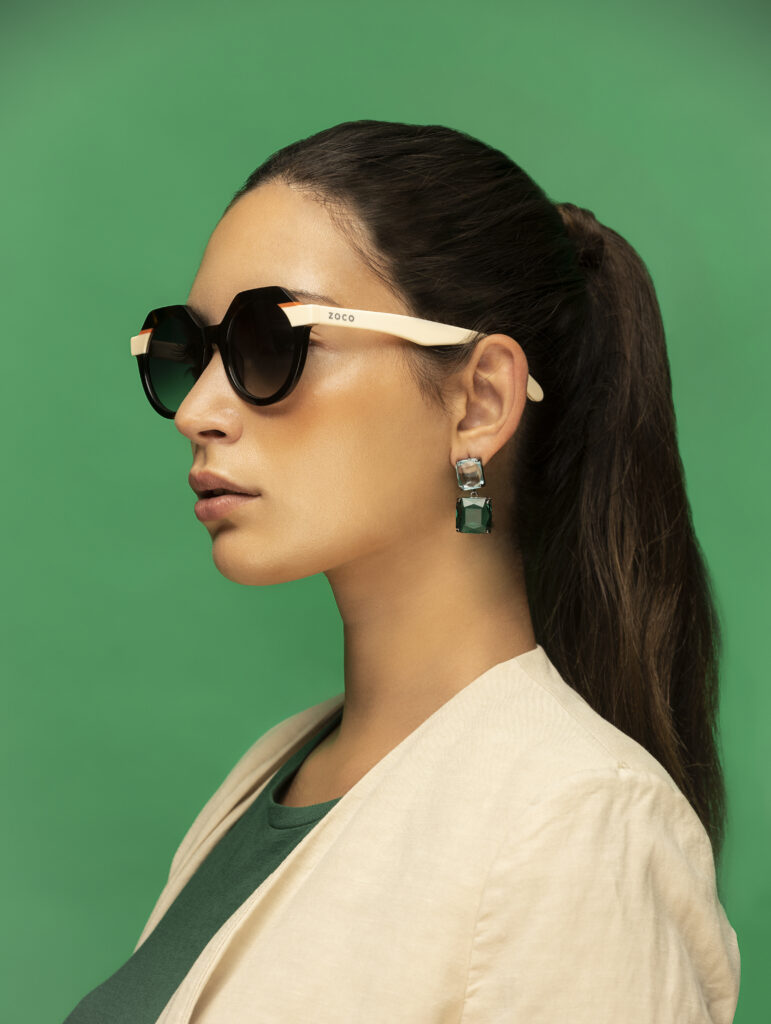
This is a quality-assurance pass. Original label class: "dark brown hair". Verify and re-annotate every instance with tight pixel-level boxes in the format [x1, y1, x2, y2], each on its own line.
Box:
[225, 120, 728, 874]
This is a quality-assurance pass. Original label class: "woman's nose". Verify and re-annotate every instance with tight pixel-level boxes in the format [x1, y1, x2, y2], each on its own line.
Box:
[173, 344, 242, 441]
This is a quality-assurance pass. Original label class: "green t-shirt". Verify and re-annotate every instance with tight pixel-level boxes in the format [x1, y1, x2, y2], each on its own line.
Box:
[63, 707, 344, 1023]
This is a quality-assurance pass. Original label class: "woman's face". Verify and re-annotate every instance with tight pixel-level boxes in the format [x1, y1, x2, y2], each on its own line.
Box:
[175, 179, 457, 586]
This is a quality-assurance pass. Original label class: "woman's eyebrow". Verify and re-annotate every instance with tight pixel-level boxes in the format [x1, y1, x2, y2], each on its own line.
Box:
[186, 287, 344, 323]
[284, 287, 342, 307]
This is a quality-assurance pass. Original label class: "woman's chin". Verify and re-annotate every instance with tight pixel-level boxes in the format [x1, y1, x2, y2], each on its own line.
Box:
[209, 538, 297, 587]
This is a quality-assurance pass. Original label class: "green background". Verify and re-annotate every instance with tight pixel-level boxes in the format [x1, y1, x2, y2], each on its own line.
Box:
[2, 0, 767, 1020]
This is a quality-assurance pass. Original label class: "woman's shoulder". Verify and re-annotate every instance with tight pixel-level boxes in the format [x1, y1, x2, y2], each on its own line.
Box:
[488, 644, 683, 792]
[462, 761, 741, 1023]
[460, 653, 741, 1019]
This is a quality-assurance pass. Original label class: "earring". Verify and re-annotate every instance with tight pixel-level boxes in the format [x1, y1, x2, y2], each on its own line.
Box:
[455, 457, 493, 534]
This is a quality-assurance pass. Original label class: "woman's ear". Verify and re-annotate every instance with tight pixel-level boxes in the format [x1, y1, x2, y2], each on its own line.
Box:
[449, 333, 529, 467]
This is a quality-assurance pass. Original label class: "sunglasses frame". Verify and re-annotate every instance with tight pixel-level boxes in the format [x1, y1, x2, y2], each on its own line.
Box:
[130, 285, 545, 418]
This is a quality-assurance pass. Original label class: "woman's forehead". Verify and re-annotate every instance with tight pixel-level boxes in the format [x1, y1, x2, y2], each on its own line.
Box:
[187, 184, 409, 322]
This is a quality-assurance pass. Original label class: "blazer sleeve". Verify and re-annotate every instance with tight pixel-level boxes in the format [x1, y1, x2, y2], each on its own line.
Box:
[460, 766, 740, 1024]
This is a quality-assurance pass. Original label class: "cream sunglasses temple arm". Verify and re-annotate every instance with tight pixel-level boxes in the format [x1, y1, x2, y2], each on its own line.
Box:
[279, 301, 544, 402]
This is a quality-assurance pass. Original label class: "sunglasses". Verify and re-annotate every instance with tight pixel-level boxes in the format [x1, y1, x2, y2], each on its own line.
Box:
[129, 285, 545, 418]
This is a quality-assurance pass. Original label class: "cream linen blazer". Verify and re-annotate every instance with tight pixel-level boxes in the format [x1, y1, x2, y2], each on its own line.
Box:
[134, 644, 740, 1023]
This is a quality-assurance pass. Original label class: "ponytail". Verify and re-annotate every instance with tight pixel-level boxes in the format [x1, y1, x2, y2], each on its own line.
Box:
[516, 201, 727, 871]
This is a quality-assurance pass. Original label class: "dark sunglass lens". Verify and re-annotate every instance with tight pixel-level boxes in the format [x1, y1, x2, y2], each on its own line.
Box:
[228, 292, 300, 400]
[144, 308, 203, 413]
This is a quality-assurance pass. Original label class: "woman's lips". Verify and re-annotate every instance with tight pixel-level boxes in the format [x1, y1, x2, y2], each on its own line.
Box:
[194, 492, 261, 522]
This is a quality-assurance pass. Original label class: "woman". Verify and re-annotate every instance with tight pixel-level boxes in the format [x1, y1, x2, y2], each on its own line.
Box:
[64, 119, 740, 1022]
